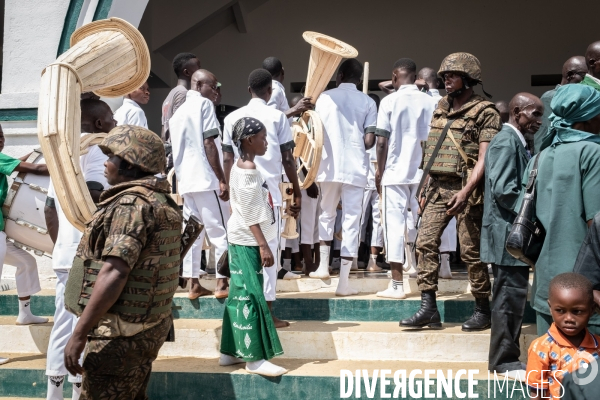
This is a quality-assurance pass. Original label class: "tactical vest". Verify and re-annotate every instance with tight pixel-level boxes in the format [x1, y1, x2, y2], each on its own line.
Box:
[423, 99, 496, 177]
[65, 185, 182, 324]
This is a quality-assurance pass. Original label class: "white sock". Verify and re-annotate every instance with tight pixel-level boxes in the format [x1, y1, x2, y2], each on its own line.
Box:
[367, 255, 383, 271]
[336, 259, 359, 296]
[246, 359, 287, 376]
[370, 254, 377, 261]
[283, 259, 292, 271]
[309, 245, 330, 278]
[72, 382, 82, 400]
[17, 299, 48, 325]
[47, 376, 65, 400]
[219, 353, 245, 366]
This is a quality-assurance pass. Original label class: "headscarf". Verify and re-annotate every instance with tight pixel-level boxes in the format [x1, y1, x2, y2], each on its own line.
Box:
[549, 84, 600, 146]
[232, 117, 266, 151]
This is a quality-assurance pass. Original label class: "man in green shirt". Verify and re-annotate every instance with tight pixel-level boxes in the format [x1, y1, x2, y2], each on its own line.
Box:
[522, 84, 600, 336]
[0, 124, 51, 365]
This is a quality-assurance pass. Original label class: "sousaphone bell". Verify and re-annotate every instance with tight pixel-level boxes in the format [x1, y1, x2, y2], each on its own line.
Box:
[292, 32, 358, 189]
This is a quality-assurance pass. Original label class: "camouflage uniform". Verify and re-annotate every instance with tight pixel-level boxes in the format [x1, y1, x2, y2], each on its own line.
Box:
[417, 57, 502, 298]
[65, 126, 183, 400]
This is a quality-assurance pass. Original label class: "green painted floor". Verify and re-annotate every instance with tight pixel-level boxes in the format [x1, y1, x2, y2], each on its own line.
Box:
[0, 292, 537, 324]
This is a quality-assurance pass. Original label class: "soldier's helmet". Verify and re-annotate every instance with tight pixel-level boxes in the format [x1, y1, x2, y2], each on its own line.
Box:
[438, 52, 482, 82]
[99, 125, 165, 174]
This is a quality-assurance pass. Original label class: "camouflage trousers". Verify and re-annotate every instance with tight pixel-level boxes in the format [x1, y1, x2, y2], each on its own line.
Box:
[80, 316, 172, 400]
[416, 177, 491, 298]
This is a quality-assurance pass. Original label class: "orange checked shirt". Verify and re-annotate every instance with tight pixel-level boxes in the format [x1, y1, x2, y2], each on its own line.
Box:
[526, 323, 600, 399]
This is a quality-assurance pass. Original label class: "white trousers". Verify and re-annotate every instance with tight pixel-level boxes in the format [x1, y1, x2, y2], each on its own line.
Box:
[300, 189, 320, 245]
[263, 205, 281, 302]
[360, 189, 384, 248]
[382, 184, 419, 263]
[182, 191, 230, 279]
[439, 217, 457, 253]
[318, 182, 364, 258]
[0, 232, 41, 297]
[45, 269, 82, 383]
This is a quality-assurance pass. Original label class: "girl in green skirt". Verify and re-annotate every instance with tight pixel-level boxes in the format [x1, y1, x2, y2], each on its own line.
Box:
[219, 117, 291, 377]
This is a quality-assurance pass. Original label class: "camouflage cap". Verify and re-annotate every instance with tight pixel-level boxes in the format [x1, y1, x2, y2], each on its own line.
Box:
[99, 125, 165, 174]
[438, 52, 482, 82]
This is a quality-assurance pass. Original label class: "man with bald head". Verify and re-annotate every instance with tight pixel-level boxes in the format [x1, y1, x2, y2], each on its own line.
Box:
[582, 41, 600, 89]
[169, 69, 231, 300]
[482, 92, 544, 379]
[535, 56, 587, 154]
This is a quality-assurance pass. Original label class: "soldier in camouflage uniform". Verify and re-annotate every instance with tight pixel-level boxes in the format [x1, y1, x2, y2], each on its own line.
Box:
[401, 53, 502, 332]
[63, 125, 183, 400]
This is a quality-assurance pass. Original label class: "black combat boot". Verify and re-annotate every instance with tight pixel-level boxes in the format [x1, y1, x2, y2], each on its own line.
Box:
[461, 297, 491, 332]
[400, 291, 442, 329]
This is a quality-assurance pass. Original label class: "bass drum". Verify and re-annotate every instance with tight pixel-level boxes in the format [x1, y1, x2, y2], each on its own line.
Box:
[3, 149, 53, 256]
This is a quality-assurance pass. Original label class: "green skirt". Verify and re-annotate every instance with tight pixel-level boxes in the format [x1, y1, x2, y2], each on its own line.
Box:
[219, 243, 283, 361]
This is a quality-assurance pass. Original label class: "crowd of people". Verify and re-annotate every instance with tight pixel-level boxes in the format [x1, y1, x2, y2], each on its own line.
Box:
[0, 38, 599, 399]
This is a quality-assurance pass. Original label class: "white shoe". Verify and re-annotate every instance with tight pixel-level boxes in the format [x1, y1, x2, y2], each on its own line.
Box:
[336, 259, 359, 296]
[246, 359, 287, 376]
[282, 270, 301, 280]
[0, 357, 9, 365]
[367, 263, 383, 272]
[219, 353, 245, 366]
[439, 254, 452, 279]
[404, 265, 418, 278]
[331, 258, 341, 270]
[376, 286, 406, 299]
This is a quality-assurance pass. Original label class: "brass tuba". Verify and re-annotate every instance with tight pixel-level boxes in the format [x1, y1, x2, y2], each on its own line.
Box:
[37, 18, 150, 231]
[292, 32, 358, 189]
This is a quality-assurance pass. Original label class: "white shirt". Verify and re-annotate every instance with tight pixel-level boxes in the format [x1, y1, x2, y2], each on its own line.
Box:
[315, 83, 377, 187]
[428, 89, 442, 103]
[114, 98, 148, 128]
[223, 98, 294, 206]
[169, 91, 222, 195]
[48, 135, 109, 270]
[227, 164, 277, 246]
[505, 123, 527, 148]
[267, 80, 290, 114]
[376, 84, 438, 186]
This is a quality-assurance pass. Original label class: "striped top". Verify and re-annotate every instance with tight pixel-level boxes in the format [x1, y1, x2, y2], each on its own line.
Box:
[227, 164, 277, 246]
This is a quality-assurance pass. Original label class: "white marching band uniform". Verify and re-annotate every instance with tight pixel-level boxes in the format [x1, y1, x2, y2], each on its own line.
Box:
[310, 83, 377, 295]
[169, 90, 230, 279]
[222, 97, 296, 301]
[114, 98, 148, 128]
[45, 134, 108, 399]
[376, 85, 437, 264]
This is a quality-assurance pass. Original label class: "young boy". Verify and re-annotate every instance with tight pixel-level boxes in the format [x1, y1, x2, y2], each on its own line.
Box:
[220, 117, 296, 377]
[526, 273, 600, 399]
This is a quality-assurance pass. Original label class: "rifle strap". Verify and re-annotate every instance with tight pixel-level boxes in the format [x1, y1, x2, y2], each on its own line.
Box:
[416, 118, 456, 201]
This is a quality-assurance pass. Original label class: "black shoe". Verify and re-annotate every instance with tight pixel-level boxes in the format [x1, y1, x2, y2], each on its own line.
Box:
[462, 297, 491, 331]
[400, 291, 442, 329]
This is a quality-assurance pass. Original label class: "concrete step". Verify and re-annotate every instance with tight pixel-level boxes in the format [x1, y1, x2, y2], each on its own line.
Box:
[0, 290, 537, 324]
[0, 354, 528, 399]
[0, 316, 536, 364]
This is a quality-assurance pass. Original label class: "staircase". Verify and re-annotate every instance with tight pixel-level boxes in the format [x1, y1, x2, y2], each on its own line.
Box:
[0, 272, 535, 399]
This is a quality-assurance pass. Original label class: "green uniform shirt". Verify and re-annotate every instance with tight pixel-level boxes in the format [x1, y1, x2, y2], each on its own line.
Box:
[523, 141, 600, 323]
[0, 153, 21, 232]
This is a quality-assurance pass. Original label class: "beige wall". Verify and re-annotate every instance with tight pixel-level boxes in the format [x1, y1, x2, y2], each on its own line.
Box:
[139, 0, 600, 133]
